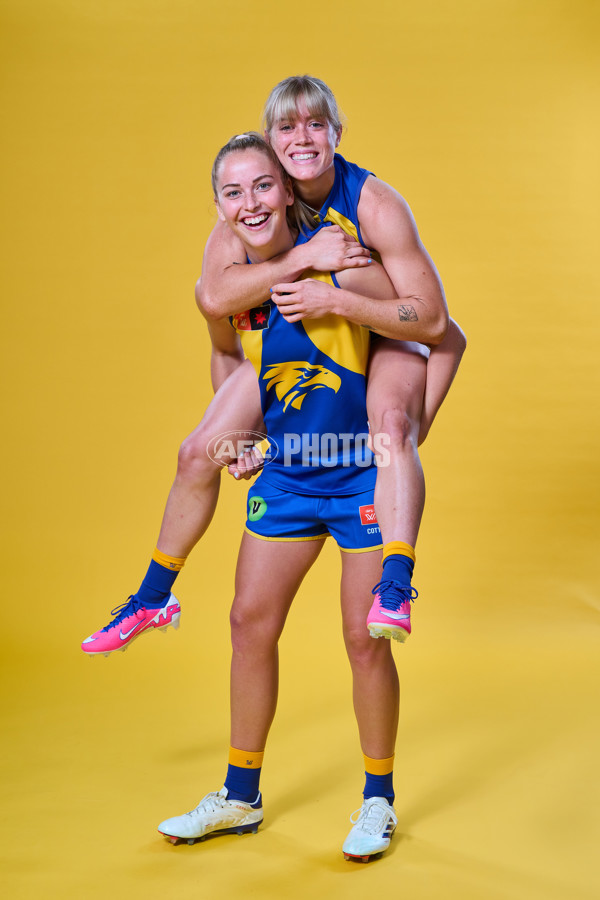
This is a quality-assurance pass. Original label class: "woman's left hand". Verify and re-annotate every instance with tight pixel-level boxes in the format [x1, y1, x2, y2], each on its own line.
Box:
[227, 445, 265, 480]
[271, 279, 338, 322]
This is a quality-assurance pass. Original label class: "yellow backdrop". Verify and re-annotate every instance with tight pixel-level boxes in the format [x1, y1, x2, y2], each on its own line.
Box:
[1, 1, 599, 898]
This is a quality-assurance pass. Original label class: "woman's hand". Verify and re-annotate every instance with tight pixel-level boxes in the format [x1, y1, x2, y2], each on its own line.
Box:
[227, 445, 265, 480]
[302, 225, 371, 272]
[271, 279, 340, 322]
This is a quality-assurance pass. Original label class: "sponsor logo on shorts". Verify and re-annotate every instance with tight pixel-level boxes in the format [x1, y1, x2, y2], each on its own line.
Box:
[359, 504, 378, 526]
[248, 496, 267, 522]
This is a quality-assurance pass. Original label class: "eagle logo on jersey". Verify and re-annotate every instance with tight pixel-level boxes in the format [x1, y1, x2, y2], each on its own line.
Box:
[263, 362, 341, 412]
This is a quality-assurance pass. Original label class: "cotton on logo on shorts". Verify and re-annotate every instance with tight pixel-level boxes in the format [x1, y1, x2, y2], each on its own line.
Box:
[359, 504, 378, 526]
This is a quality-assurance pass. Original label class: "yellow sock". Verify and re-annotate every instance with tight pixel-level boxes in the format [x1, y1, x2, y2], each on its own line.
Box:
[383, 541, 415, 563]
[363, 753, 395, 776]
[228, 747, 265, 769]
[152, 548, 187, 571]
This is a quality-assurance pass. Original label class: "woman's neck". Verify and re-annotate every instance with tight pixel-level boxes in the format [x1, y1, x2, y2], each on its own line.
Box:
[293, 167, 335, 213]
[245, 226, 297, 265]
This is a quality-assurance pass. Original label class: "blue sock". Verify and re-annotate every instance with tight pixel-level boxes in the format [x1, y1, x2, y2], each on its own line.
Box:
[364, 771, 395, 805]
[224, 748, 264, 803]
[224, 764, 262, 804]
[135, 559, 180, 607]
[382, 553, 414, 588]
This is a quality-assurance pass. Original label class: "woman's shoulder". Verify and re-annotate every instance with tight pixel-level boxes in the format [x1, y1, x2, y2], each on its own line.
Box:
[358, 173, 412, 219]
[357, 175, 418, 251]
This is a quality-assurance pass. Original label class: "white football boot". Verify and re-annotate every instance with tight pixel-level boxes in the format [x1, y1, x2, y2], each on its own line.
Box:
[158, 787, 263, 845]
[342, 796, 398, 862]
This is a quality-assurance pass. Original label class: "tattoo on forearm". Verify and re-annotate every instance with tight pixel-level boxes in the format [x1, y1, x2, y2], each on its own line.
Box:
[398, 305, 418, 322]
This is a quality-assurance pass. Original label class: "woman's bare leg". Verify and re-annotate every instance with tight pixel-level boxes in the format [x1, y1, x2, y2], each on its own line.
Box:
[81, 360, 265, 653]
[157, 359, 263, 557]
[229, 533, 325, 750]
[418, 318, 467, 445]
[367, 341, 427, 548]
[340, 548, 399, 757]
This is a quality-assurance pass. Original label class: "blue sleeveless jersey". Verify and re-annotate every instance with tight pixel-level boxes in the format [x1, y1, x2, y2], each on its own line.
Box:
[230, 270, 375, 496]
[296, 153, 373, 247]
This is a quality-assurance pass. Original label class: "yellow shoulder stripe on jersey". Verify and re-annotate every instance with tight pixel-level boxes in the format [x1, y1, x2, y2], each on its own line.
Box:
[322, 208, 381, 263]
[323, 208, 359, 242]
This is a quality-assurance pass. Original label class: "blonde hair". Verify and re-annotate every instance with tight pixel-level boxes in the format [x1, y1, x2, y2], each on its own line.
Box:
[211, 131, 312, 233]
[211, 132, 280, 195]
[262, 76, 344, 233]
[262, 75, 343, 135]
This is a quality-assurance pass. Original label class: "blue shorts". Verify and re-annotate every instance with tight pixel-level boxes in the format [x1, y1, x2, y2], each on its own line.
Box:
[245, 480, 382, 553]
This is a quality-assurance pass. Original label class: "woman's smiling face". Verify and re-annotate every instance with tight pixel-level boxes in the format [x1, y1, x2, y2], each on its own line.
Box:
[214, 148, 295, 261]
[268, 97, 341, 187]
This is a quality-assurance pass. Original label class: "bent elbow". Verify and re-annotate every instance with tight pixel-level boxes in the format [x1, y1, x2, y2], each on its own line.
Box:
[200, 298, 218, 320]
[196, 280, 220, 320]
[427, 311, 450, 346]
[449, 318, 468, 355]
[195, 278, 207, 314]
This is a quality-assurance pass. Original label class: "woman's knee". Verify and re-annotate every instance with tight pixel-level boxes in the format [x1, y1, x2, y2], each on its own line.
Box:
[374, 406, 418, 451]
[230, 598, 281, 654]
[344, 623, 391, 670]
[176, 428, 219, 480]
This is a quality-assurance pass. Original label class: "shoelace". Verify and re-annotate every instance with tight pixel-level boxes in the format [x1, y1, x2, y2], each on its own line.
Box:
[186, 792, 227, 818]
[371, 580, 418, 612]
[349, 798, 398, 833]
[101, 596, 142, 632]
[186, 790, 261, 818]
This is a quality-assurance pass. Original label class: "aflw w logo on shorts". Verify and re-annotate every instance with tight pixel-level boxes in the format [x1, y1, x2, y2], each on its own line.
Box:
[359, 504, 378, 526]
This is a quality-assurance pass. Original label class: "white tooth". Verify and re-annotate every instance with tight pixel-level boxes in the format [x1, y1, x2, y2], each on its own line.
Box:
[244, 215, 268, 225]
[292, 153, 316, 160]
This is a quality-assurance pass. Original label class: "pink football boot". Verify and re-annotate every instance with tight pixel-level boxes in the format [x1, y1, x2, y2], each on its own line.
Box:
[367, 581, 417, 642]
[81, 594, 180, 656]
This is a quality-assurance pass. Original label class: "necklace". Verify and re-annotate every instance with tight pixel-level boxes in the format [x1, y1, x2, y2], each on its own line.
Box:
[303, 201, 321, 216]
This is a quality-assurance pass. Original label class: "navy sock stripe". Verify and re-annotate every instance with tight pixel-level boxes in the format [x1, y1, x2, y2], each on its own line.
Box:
[135, 559, 179, 607]
[225, 763, 262, 803]
[382, 554, 414, 588]
[364, 771, 394, 804]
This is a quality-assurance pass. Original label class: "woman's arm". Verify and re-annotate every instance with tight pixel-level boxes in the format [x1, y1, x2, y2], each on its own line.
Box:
[205, 315, 245, 393]
[196, 220, 372, 319]
[271, 177, 449, 345]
